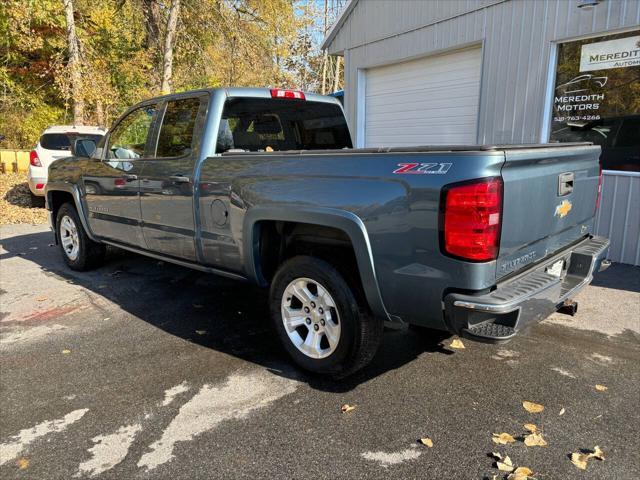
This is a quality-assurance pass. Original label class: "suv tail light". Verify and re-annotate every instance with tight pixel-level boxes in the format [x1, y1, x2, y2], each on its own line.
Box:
[594, 167, 603, 214]
[30, 150, 42, 167]
[270, 89, 305, 100]
[441, 177, 503, 262]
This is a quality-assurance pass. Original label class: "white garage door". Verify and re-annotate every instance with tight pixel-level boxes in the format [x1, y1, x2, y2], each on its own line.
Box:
[364, 47, 482, 147]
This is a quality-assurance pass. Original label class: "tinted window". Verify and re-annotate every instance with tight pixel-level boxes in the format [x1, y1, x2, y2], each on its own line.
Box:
[108, 105, 157, 159]
[40, 133, 103, 151]
[217, 98, 352, 153]
[156, 98, 201, 158]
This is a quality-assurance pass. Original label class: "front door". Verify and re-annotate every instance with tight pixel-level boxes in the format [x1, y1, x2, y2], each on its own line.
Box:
[84, 103, 158, 247]
[139, 95, 207, 261]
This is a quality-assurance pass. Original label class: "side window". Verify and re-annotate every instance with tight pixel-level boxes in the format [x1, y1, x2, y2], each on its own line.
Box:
[108, 105, 157, 159]
[156, 98, 201, 158]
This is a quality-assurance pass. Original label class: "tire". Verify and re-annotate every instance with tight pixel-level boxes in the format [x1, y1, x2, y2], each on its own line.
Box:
[30, 192, 45, 208]
[270, 256, 383, 377]
[56, 202, 106, 271]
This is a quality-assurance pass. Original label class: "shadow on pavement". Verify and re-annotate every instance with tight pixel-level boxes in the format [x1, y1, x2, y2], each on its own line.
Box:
[590, 262, 640, 294]
[1, 229, 454, 392]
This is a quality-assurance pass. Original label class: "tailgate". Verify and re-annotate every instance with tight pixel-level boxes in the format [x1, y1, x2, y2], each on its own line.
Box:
[497, 144, 601, 279]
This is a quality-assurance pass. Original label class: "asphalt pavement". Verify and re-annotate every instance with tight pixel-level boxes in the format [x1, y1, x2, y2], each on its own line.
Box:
[1, 224, 639, 479]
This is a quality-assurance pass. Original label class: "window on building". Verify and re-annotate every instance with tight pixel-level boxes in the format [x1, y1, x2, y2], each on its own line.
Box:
[549, 31, 640, 171]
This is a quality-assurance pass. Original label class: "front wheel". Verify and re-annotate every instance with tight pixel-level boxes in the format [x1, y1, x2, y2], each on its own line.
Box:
[270, 256, 383, 377]
[56, 203, 106, 271]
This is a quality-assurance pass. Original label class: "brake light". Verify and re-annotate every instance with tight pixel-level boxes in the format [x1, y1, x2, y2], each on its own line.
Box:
[594, 167, 603, 214]
[270, 89, 305, 100]
[442, 177, 503, 262]
[114, 178, 126, 187]
[30, 150, 42, 167]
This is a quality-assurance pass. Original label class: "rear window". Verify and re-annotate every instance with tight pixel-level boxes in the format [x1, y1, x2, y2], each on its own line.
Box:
[216, 98, 352, 153]
[40, 133, 103, 151]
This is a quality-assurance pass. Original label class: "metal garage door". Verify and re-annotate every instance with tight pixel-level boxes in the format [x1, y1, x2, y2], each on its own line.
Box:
[364, 47, 482, 147]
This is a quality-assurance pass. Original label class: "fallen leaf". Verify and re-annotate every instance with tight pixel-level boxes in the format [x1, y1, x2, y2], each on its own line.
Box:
[16, 458, 29, 470]
[103, 317, 110, 321]
[192, 304, 204, 309]
[449, 338, 465, 349]
[492, 432, 516, 445]
[523, 423, 537, 433]
[571, 452, 590, 470]
[497, 455, 514, 472]
[508, 466, 534, 480]
[419, 437, 433, 447]
[559, 407, 566, 416]
[195, 330, 207, 335]
[62, 349, 71, 354]
[524, 433, 548, 447]
[491, 452, 502, 460]
[36, 296, 48, 302]
[522, 401, 544, 413]
[341, 404, 356, 413]
[591, 445, 605, 461]
[595, 384, 608, 392]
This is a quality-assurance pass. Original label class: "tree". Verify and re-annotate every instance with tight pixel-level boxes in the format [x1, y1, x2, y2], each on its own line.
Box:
[161, 0, 181, 94]
[62, 0, 84, 124]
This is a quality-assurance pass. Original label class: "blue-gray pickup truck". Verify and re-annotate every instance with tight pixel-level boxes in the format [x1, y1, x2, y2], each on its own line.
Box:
[46, 87, 610, 377]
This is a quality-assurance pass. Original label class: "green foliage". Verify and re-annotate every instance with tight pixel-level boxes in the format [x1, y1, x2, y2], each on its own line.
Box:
[0, 0, 339, 149]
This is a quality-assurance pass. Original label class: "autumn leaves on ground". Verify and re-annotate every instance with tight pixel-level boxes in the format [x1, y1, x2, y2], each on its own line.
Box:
[0, 174, 48, 225]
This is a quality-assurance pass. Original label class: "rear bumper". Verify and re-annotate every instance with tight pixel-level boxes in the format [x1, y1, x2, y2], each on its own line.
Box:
[444, 236, 610, 342]
[28, 177, 47, 196]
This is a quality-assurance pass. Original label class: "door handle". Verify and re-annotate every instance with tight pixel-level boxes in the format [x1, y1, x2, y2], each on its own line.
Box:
[124, 174, 137, 182]
[169, 175, 190, 183]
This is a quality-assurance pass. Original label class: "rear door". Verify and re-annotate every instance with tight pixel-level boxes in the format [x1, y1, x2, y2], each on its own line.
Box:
[497, 144, 601, 279]
[138, 95, 208, 261]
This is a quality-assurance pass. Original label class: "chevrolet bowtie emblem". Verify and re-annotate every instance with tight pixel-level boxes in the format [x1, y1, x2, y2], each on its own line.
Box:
[555, 200, 572, 218]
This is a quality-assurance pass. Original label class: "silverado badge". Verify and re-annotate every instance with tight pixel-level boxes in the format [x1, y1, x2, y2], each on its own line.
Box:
[555, 199, 572, 218]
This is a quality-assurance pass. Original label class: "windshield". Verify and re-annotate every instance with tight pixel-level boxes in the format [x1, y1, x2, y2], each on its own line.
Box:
[217, 98, 352, 153]
[40, 133, 104, 151]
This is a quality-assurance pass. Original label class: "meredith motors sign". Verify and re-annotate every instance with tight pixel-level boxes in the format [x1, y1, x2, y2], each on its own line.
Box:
[580, 35, 640, 72]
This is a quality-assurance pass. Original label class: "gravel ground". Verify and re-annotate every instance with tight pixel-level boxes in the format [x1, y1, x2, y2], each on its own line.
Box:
[1, 224, 639, 480]
[0, 173, 48, 225]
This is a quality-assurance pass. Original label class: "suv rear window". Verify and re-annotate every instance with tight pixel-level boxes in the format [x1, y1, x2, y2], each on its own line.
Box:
[217, 98, 352, 153]
[40, 133, 103, 151]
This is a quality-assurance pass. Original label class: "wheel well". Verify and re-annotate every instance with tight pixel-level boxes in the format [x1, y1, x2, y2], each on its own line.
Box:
[49, 190, 75, 224]
[256, 221, 363, 290]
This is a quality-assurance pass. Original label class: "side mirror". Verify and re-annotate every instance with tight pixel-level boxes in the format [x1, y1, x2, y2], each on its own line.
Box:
[72, 138, 97, 158]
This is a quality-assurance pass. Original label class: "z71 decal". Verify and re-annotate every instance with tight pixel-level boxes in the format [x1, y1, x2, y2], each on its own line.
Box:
[393, 162, 452, 175]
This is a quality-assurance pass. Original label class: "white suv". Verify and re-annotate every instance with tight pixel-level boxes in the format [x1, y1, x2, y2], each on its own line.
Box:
[28, 125, 105, 205]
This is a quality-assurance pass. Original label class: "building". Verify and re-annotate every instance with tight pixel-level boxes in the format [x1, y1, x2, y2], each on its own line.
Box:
[323, 0, 639, 265]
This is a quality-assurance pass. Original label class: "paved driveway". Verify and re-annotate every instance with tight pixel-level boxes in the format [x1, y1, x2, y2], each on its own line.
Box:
[1, 224, 639, 479]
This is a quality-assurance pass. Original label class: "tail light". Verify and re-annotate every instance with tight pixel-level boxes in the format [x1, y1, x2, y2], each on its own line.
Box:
[30, 150, 42, 167]
[594, 167, 603, 214]
[270, 89, 305, 100]
[441, 177, 503, 262]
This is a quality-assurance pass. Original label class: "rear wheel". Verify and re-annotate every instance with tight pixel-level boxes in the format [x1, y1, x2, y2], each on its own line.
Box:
[270, 256, 383, 377]
[56, 203, 105, 271]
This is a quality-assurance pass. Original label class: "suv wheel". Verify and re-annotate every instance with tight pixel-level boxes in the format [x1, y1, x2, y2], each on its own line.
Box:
[270, 256, 383, 377]
[56, 203, 106, 271]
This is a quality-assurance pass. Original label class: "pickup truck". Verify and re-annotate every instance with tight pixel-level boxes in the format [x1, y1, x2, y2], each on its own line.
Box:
[45, 87, 610, 377]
